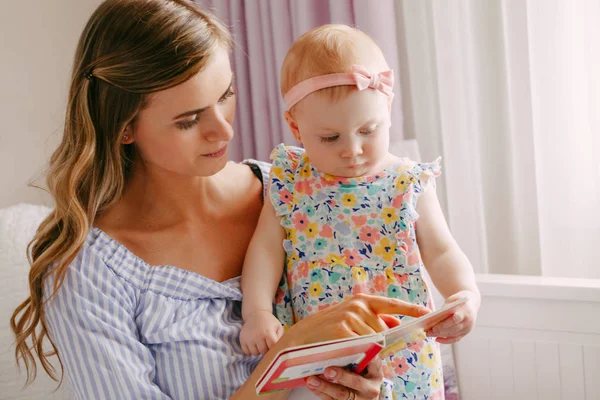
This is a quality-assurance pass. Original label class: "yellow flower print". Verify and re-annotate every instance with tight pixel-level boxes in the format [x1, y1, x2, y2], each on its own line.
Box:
[374, 238, 396, 262]
[327, 254, 348, 267]
[381, 207, 398, 225]
[309, 261, 321, 271]
[309, 282, 322, 297]
[351, 266, 368, 283]
[430, 369, 442, 389]
[384, 266, 395, 284]
[382, 339, 407, 356]
[288, 229, 299, 245]
[395, 173, 416, 192]
[299, 164, 312, 179]
[341, 194, 357, 207]
[418, 343, 437, 369]
[306, 222, 319, 239]
[270, 166, 283, 179]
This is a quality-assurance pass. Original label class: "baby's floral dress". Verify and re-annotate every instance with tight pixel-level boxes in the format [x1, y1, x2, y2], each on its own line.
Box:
[270, 144, 444, 399]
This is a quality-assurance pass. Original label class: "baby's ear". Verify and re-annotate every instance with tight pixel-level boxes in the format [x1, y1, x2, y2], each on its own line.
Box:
[284, 110, 302, 143]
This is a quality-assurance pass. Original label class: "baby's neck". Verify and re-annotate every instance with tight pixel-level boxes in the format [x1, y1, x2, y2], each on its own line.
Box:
[357, 152, 403, 176]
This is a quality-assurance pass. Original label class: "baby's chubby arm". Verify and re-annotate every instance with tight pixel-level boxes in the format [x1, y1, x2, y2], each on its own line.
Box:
[415, 184, 481, 344]
[240, 188, 287, 354]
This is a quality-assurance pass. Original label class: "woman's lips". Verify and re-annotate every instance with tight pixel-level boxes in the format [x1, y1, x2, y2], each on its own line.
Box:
[202, 145, 227, 158]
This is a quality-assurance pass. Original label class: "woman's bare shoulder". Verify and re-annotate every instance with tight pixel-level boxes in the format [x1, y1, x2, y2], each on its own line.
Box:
[220, 161, 264, 197]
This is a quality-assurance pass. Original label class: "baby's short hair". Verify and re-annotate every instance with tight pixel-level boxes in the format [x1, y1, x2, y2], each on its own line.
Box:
[280, 24, 388, 112]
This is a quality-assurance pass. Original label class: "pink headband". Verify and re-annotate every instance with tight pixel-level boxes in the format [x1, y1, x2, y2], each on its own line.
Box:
[283, 64, 394, 109]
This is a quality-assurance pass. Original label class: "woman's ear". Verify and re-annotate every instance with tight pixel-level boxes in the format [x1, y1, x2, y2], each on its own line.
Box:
[284, 110, 302, 143]
[121, 124, 135, 144]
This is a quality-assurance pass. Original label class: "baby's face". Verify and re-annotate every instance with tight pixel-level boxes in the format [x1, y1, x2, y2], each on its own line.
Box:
[293, 88, 391, 178]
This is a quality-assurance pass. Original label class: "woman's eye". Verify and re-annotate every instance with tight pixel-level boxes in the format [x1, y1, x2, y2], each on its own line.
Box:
[218, 88, 236, 103]
[320, 135, 339, 143]
[176, 117, 199, 130]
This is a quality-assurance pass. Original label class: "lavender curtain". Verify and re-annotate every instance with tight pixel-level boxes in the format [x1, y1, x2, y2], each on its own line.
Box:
[196, 0, 404, 162]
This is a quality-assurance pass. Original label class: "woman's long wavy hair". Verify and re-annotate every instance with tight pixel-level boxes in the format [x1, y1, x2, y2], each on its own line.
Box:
[10, 0, 231, 385]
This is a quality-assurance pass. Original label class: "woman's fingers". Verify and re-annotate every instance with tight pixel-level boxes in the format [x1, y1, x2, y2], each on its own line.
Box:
[342, 307, 388, 336]
[317, 360, 382, 398]
[307, 377, 359, 400]
[364, 356, 384, 380]
[379, 314, 401, 329]
[357, 294, 431, 319]
[307, 384, 334, 400]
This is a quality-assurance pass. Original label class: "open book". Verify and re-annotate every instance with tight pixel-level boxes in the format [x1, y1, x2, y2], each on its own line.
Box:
[256, 296, 468, 395]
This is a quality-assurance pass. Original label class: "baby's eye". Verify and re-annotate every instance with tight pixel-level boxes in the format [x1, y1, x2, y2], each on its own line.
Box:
[360, 125, 378, 135]
[320, 135, 339, 143]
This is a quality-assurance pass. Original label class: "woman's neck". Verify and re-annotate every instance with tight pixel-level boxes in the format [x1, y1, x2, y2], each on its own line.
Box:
[99, 161, 230, 232]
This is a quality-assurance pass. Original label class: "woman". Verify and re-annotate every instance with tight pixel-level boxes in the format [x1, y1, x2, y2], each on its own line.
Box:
[10, 1, 430, 399]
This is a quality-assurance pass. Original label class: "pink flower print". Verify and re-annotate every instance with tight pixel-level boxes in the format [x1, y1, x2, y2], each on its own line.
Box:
[373, 275, 387, 292]
[408, 251, 421, 265]
[352, 282, 369, 295]
[337, 213, 346, 220]
[294, 180, 313, 196]
[396, 273, 409, 285]
[320, 176, 338, 187]
[391, 357, 410, 375]
[359, 226, 381, 244]
[343, 249, 363, 266]
[319, 224, 333, 238]
[275, 288, 286, 303]
[395, 228, 410, 240]
[297, 261, 308, 278]
[370, 212, 378, 219]
[392, 193, 404, 208]
[407, 340, 424, 353]
[351, 215, 367, 227]
[318, 303, 331, 312]
[398, 241, 408, 255]
[292, 213, 309, 231]
[429, 391, 444, 400]
[279, 189, 293, 204]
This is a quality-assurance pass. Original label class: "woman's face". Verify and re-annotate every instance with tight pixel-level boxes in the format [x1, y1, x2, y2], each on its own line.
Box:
[130, 46, 236, 177]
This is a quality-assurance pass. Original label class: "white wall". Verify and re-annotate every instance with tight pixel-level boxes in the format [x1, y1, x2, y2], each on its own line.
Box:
[0, 0, 102, 209]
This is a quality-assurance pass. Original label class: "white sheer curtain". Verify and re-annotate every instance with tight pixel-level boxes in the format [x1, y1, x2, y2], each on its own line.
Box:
[396, 0, 600, 278]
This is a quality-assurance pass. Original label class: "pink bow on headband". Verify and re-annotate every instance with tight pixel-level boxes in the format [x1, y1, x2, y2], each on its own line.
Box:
[283, 64, 394, 109]
[351, 65, 394, 95]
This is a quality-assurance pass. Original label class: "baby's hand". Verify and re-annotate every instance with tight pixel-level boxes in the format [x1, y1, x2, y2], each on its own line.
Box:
[240, 310, 284, 356]
[426, 290, 480, 344]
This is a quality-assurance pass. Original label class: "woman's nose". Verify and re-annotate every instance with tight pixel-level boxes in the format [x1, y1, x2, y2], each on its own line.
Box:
[203, 108, 234, 142]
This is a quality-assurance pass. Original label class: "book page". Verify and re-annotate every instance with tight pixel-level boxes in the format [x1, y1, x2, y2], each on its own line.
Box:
[383, 296, 468, 350]
[275, 353, 366, 382]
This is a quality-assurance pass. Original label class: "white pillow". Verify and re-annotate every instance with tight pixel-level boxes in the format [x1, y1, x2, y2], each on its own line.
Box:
[0, 203, 71, 399]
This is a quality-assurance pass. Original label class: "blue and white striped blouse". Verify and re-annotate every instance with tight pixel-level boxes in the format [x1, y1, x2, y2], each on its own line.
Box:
[44, 161, 270, 400]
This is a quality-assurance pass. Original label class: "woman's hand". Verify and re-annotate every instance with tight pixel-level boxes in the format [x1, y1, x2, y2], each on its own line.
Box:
[234, 294, 429, 400]
[426, 289, 480, 344]
[283, 293, 430, 348]
[279, 294, 430, 399]
[306, 357, 384, 400]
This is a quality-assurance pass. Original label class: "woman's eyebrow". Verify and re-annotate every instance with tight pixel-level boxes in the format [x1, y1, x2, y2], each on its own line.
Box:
[172, 76, 234, 120]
